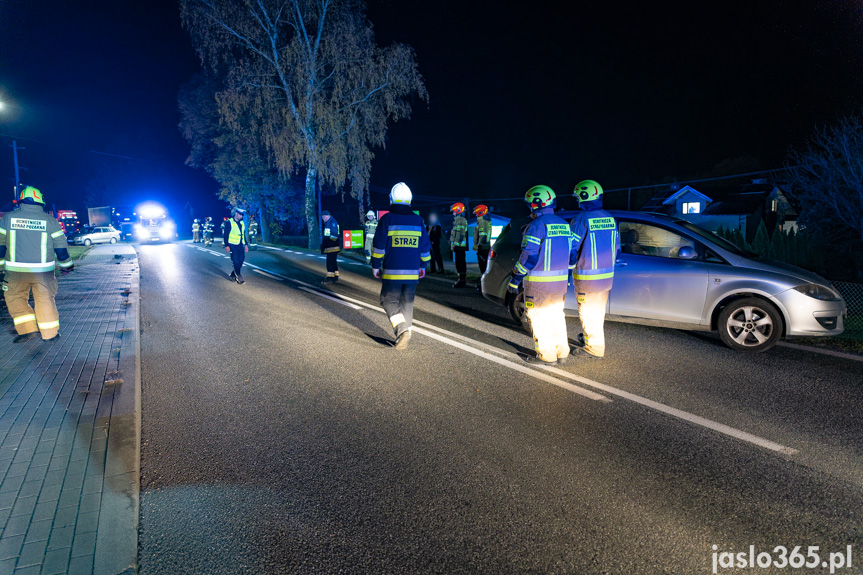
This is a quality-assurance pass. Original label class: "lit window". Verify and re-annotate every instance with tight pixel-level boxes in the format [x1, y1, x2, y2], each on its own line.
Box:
[682, 202, 701, 214]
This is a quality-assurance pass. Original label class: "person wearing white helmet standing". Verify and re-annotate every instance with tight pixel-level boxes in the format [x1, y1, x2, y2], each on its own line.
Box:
[363, 210, 378, 265]
[371, 182, 432, 349]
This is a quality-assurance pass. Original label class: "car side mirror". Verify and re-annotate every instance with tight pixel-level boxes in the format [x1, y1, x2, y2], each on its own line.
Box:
[677, 246, 697, 260]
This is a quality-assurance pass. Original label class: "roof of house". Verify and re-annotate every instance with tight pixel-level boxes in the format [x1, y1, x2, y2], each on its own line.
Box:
[700, 183, 790, 216]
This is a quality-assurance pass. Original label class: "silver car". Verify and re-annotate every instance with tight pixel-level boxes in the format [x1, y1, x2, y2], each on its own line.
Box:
[481, 210, 846, 352]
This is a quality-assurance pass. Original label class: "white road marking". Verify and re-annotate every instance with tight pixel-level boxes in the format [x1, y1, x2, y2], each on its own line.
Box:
[777, 342, 863, 362]
[194, 247, 802, 455]
[253, 269, 282, 280]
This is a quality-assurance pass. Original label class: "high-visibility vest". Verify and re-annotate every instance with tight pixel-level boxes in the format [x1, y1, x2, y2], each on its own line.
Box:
[228, 219, 245, 245]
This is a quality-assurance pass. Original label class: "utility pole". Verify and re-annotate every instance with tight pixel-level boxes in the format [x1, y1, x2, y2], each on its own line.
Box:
[11, 140, 23, 201]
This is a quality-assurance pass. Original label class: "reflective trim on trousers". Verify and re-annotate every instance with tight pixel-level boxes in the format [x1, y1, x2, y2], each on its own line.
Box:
[390, 313, 406, 328]
[13, 314, 36, 325]
[37, 320, 59, 330]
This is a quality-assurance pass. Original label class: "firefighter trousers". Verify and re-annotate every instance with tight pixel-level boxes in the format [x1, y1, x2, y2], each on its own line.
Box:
[524, 289, 569, 363]
[577, 290, 610, 357]
[325, 252, 339, 279]
[453, 248, 467, 277]
[380, 282, 416, 337]
[364, 236, 374, 264]
[476, 247, 490, 275]
[4, 271, 60, 340]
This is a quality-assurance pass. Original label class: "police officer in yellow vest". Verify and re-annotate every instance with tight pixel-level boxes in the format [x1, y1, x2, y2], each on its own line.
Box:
[0, 186, 74, 343]
[223, 207, 248, 284]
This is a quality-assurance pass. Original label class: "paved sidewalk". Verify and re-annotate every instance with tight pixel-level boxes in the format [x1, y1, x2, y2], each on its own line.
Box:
[0, 245, 140, 575]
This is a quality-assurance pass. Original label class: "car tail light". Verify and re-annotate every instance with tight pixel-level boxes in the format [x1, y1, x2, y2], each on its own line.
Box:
[489, 249, 496, 260]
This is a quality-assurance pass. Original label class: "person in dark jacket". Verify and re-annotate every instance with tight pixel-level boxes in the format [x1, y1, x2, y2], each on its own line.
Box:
[320, 210, 341, 283]
[371, 182, 431, 349]
[426, 212, 444, 274]
[223, 207, 248, 284]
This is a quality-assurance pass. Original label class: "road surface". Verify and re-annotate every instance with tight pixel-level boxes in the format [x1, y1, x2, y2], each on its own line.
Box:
[137, 241, 863, 574]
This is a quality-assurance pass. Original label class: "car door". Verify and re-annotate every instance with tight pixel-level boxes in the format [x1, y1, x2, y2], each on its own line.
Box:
[608, 220, 710, 324]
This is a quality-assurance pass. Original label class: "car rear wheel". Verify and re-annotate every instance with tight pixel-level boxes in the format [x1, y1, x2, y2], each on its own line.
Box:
[84, 239, 92, 246]
[718, 297, 783, 353]
[507, 289, 530, 332]
[109, 237, 117, 244]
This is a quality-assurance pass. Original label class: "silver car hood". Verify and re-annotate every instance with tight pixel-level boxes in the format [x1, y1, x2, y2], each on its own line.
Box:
[725, 255, 831, 286]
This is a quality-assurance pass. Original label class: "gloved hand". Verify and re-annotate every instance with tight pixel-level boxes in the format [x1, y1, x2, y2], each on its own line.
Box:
[373, 268, 381, 279]
[418, 268, 426, 279]
[507, 281, 520, 295]
[472, 243, 478, 252]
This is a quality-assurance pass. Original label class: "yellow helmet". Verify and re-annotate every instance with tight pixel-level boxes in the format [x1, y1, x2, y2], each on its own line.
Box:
[19, 186, 45, 204]
[574, 180, 603, 203]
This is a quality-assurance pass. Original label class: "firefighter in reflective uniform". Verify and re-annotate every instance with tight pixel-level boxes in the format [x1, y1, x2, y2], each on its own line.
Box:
[449, 202, 468, 288]
[363, 210, 378, 265]
[320, 210, 341, 283]
[248, 218, 259, 250]
[223, 207, 247, 284]
[0, 186, 74, 343]
[203, 217, 214, 247]
[192, 219, 201, 242]
[507, 186, 573, 364]
[569, 180, 620, 358]
[371, 183, 431, 349]
[472, 204, 492, 291]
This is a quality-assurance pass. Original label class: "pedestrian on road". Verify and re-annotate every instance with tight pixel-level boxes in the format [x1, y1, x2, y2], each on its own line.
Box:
[224, 207, 248, 284]
[426, 212, 444, 274]
[568, 180, 620, 359]
[363, 210, 378, 265]
[321, 210, 341, 283]
[450, 202, 468, 288]
[371, 182, 431, 349]
[0, 186, 74, 343]
[472, 204, 492, 291]
[507, 186, 573, 365]
[192, 219, 201, 243]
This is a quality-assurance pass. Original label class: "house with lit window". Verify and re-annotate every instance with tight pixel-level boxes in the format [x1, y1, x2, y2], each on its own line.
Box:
[640, 184, 712, 216]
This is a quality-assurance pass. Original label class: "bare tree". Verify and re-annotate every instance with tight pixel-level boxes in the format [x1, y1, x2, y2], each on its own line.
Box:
[180, 0, 427, 248]
[786, 115, 863, 244]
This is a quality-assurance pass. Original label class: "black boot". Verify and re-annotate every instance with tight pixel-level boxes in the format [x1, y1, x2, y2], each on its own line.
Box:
[452, 275, 467, 288]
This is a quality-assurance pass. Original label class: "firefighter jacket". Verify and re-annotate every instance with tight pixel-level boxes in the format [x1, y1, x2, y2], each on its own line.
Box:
[371, 204, 431, 284]
[192, 222, 200, 232]
[203, 222, 214, 234]
[321, 217, 341, 254]
[510, 207, 572, 295]
[224, 219, 246, 247]
[0, 202, 72, 273]
[450, 215, 468, 250]
[363, 218, 378, 238]
[568, 199, 620, 293]
[474, 215, 492, 250]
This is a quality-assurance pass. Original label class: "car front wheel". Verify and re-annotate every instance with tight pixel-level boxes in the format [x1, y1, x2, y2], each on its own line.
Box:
[84, 239, 92, 246]
[109, 237, 117, 244]
[718, 297, 783, 352]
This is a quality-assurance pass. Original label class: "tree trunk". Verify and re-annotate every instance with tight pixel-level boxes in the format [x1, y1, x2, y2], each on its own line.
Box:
[305, 165, 318, 249]
[259, 205, 272, 244]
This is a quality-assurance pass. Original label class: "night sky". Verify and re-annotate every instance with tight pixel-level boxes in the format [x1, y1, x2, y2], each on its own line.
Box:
[1, 0, 862, 219]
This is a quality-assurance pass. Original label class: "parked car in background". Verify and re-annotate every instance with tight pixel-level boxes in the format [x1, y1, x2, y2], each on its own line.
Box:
[71, 225, 121, 246]
[481, 210, 846, 352]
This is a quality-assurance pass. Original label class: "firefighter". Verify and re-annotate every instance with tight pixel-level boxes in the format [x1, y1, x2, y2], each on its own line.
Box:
[0, 186, 74, 343]
[472, 204, 492, 291]
[192, 219, 200, 243]
[363, 210, 378, 265]
[203, 217, 214, 247]
[449, 202, 468, 288]
[426, 213, 444, 274]
[371, 182, 431, 349]
[320, 210, 341, 283]
[507, 186, 573, 365]
[569, 180, 620, 359]
[248, 218, 259, 251]
[223, 207, 248, 284]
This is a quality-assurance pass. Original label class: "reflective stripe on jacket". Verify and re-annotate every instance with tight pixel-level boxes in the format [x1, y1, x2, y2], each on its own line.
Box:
[0, 203, 71, 273]
[363, 219, 378, 238]
[474, 216, 492, 249]
[569, 203, 620, 293]
[450, 215, 468, 249]
[371, 204, 431, 284]
[510, 207, 572, 294]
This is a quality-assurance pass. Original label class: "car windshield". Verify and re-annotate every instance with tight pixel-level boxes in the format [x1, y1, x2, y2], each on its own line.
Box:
[674, 220, 757, 258]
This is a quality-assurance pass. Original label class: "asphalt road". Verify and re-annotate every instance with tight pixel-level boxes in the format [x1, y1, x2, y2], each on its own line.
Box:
[137, 241, 863, 575]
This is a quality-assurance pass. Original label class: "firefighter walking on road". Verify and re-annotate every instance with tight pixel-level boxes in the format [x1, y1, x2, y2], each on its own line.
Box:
[223, 207, 248, 284]
[472, 204, 492, 291]
[371, 182, 431, 350]
[363, 210, 378, 265]
[450, 203, 468, 288]
[321, 210, 341, 283]
[0, 186, 74, 343]
[507, 186, 573, 365]
[569, 180, 620, 359]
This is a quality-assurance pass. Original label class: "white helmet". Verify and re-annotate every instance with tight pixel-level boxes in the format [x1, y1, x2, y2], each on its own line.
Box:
[366, 210, 376, 220]
[389, 182, 412, 205]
